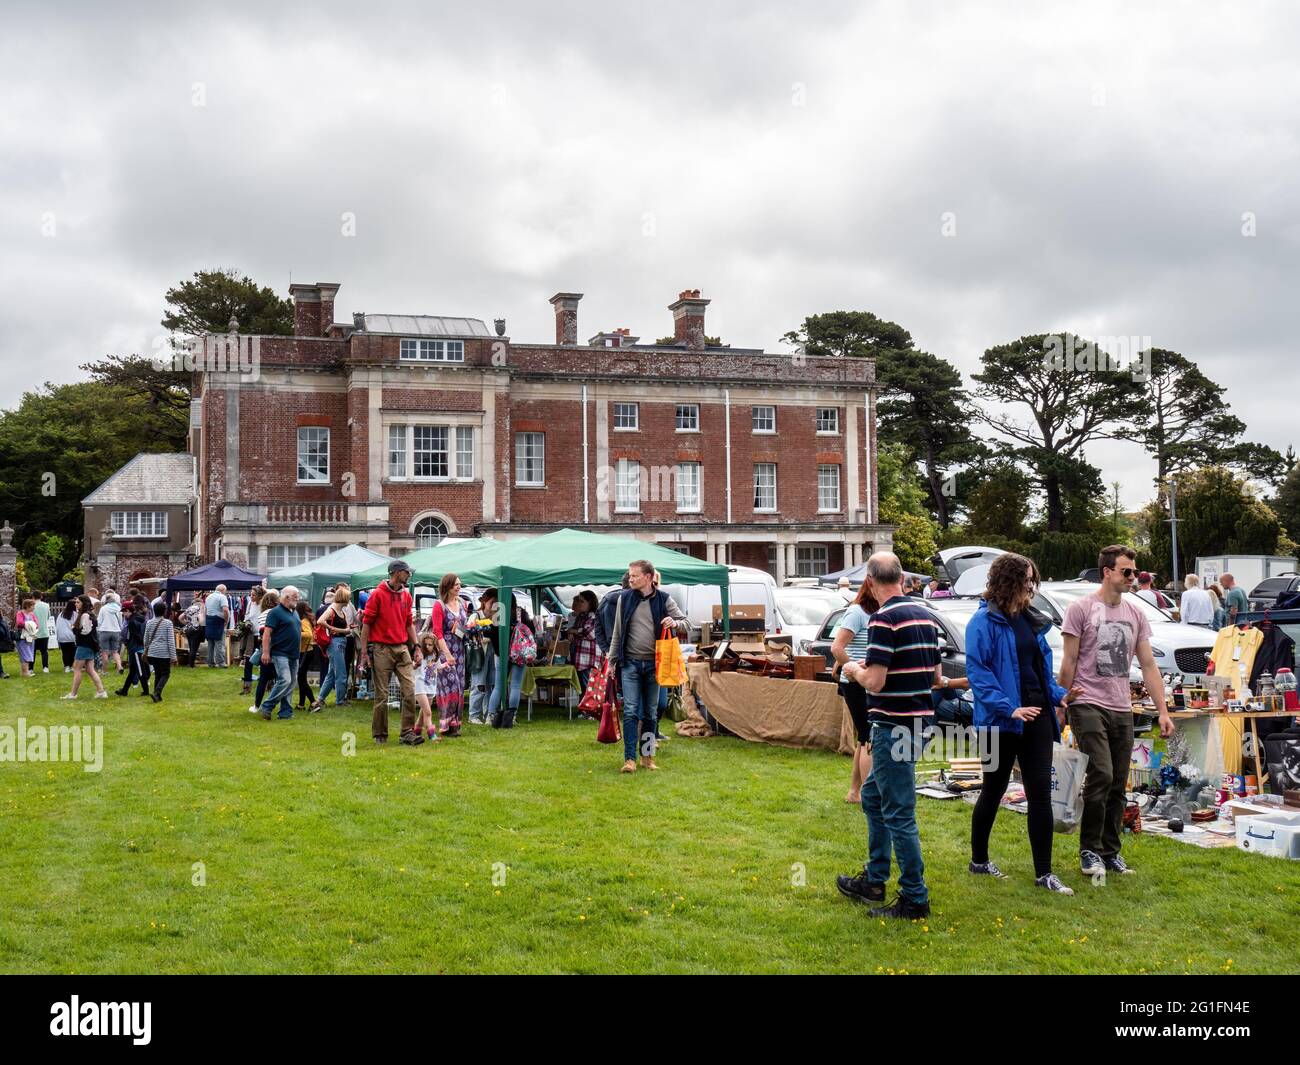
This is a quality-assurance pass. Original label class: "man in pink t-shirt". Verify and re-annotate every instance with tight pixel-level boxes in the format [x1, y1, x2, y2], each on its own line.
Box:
[1058, 544, 1174, 880]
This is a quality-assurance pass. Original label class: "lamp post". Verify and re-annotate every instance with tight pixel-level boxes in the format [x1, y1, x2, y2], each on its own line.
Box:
[1166, 476, 1180, 588]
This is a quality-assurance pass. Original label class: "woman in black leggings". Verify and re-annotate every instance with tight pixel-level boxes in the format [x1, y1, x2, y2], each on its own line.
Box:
[965, 552, 1075, 895]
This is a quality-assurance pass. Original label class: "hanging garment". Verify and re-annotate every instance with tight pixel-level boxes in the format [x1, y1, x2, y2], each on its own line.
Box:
[1249, 623, 1297, 691]
[1209, 624, 1265, 693]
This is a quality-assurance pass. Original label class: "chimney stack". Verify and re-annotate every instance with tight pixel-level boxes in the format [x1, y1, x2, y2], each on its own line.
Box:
[289, 282, 341, 337]
[549, 292, 583, 345]
[668, 289, 710, 350]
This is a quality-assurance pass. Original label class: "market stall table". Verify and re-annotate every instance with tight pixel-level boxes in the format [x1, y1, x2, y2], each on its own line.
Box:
[521, 664, 581, 720]
[1163, 709, 1299, 790]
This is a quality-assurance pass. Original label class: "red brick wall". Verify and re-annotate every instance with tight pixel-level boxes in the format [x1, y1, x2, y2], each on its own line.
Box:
[236, 389, 351, 502]
[509, 398, 583, 524]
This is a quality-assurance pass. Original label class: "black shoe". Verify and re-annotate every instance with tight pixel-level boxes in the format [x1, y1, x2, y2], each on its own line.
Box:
[374, 737, 387, 746]
[869, 895, 931, 920]
[151, 692, 161, 703]
[400, 733, 425, 747]
[115, 689, 129, 697]
[836, 871, 886, 904]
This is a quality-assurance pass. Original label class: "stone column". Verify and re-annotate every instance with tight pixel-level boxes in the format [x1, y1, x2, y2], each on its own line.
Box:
[0, 521, 18, 622]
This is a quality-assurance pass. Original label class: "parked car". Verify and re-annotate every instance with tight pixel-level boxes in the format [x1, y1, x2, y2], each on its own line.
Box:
[805, 601, 965, 680]
[1030, 582, 1214, 683]
[1247, 574, 1300, 611]
[776, 587, 852, 653]
[930, 545, 1006, 585]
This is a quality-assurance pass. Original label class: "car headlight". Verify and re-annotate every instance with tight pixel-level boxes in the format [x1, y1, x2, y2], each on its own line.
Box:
[798, 639, 810, 654]
[1149, 645, 1169, 660]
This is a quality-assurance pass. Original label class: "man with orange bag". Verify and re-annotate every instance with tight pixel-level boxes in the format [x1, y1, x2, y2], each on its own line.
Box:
[605, 560, 688, 773]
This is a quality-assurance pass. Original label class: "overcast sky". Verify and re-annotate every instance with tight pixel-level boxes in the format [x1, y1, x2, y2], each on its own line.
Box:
[2, 0, 1297, 511]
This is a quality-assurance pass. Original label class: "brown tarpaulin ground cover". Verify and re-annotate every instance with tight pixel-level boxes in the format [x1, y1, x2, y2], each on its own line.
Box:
[684, 662, 855, 755]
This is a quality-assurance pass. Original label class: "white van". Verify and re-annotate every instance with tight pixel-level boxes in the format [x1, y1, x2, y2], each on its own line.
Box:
[659, 565, 787, 642]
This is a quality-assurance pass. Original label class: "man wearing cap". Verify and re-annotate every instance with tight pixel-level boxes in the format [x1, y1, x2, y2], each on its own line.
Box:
[358, 560, 424, 746]
[1133, 572, 1170, 610]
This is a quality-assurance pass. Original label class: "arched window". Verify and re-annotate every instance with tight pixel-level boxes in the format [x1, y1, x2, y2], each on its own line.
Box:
[414, 516, 448, 549]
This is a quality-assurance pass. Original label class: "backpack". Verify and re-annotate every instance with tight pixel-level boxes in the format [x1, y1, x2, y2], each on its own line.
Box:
[509, 622, 537, 666]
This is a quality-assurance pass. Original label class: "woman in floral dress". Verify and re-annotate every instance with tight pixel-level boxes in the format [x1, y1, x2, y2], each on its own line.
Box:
[429, 572, 468, 736]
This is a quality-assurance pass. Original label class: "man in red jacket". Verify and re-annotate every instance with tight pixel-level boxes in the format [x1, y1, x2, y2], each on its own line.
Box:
[359, 560, 424, 746]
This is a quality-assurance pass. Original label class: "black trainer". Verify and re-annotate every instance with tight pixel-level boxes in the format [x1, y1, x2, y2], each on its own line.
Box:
[400, 733, 425, 747]
[836, 871, 886, 904]
[869, 895, 931, 920]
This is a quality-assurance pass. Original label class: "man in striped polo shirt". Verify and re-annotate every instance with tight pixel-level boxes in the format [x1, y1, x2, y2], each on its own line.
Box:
[837, 551, 941, 919]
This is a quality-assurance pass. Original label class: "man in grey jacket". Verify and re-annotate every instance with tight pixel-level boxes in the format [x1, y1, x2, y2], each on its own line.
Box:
[606, 560, 688, 773]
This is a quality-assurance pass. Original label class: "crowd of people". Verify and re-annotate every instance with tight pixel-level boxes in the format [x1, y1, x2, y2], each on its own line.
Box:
[831, 543, 1176, 918]
[3, 540, 1197, 917]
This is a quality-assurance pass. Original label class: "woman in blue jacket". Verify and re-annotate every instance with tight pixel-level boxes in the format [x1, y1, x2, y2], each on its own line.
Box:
[964, 553, 1075, 895]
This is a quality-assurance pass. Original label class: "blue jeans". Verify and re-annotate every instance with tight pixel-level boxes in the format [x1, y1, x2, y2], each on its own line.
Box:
[265, 653, 297, 718]
[318, 637, 349, 705]
[487, 661, 524, 714]
[861, 721, 928, 904]
[619, 658, 660, 762]
[243, 645, 259, 684]
[470, 644, 496, 722]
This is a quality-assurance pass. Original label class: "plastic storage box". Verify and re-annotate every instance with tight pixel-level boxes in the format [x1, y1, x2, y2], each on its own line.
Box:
[1235, 811, 1300, 858]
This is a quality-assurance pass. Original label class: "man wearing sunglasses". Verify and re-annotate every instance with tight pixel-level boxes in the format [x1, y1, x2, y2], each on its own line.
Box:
[1057, 544, 1174, 880]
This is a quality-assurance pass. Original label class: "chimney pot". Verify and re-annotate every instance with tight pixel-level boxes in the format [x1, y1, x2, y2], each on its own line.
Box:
[668, 289, 710, 351]
[548, 292, 583, 345]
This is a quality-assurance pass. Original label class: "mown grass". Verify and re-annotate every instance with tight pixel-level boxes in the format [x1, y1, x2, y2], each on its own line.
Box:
[0, 666, 1295, 974]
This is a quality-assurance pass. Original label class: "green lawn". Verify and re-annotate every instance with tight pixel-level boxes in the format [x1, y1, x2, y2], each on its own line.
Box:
[0, 666, 1295, 974]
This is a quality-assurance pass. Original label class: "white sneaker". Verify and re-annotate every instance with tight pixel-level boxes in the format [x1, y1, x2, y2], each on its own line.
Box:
[94, 691, 108, 699]
[64, 667, 72, 673]
[248, 705, 261, 714]
[61, 693, 77, 700]
[1036, 873, 1075, 895]
[42, 667, 49, 673]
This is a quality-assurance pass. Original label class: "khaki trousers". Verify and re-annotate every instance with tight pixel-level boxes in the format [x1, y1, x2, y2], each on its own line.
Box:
[370, 643, 417, 742]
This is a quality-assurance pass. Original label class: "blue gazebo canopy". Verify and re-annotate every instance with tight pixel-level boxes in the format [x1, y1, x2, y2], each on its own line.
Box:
[163, 558, 266, 592]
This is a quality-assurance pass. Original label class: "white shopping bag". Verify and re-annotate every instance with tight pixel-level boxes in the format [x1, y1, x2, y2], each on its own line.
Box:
[1050, 741, 1090, 834]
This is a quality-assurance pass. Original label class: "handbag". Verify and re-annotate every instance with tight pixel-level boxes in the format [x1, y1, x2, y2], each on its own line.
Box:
[663, 684, 686, 723]
[313, 606, 334, 652]
[578, 658, 613, 719]
[655, 619, 687, 687]
[466, 639, 486, 676]
[596, 687, 621, 744]
[509, 622, 537, 666]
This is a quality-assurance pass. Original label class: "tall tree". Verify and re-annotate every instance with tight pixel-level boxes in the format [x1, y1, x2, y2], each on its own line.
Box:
[0, 381, 184, 553]
[875, 349, 978, 529]
[781, 310, 912, 359]
[1145, 466, 1287, 578]
[876, 441, 939, 573]
[973, 334, 1135, 532]
[79, 354, 190, 441]
[161, 268, 294, 337]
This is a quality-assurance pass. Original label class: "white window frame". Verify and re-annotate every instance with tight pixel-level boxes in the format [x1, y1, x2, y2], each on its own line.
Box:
[388, 424, 407, 480]
[414, 516, 449, 549]
[675, 403, 700, 432]
[752, 405, 776, 434]
[615, 458, 641, 513]
[412, 425, 450, 480]
[816, 407, 840, 434]
[796, 545, 829, 578]
[266, 543, 343, 570]
[515, 432, 545, 487]
[753, 463, 777, 512]
[818, 464, 842, 512]
[676, 461, 701, 513]
[297, 426, 330, 484]
[613, 402, 639, 432]
[400, 337, 465, 363]
[387, 424, 475, 483]
[110, 511, 168, 539]
[455, 426, 474, 480]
